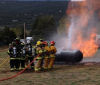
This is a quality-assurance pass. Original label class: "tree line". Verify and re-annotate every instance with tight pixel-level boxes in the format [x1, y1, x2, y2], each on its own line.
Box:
[0, 15, 57, 46]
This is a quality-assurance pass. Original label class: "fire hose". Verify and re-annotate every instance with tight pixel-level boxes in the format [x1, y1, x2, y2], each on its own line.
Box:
[0, 55, 39, 82]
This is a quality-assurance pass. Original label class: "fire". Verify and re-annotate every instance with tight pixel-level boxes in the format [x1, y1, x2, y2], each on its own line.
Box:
[72, 32, 98, 57]
[66, 0, 99, 57]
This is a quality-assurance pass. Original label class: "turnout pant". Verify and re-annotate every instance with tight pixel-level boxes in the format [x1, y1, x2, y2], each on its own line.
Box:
[48, 57, 55, 69]
[10, 59, 15, 69]
[15, 59, 20, 70]
[28, 57, 34, 68]
[20, 60, 25, 69]
[43, 58, 49, 70]
[35, 59, 42, 72]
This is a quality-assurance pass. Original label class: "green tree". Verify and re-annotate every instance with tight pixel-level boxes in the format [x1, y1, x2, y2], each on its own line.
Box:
[30, 15, 56, 42]
[10, 25, 28, 39]
[0, 26, 16, 45]
[10, 24, 24, 38]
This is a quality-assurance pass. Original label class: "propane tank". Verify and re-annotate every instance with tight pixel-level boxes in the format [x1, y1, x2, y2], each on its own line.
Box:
[55, 50, 83, 64]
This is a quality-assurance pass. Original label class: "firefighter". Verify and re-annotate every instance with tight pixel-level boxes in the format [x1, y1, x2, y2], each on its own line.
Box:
[34, 41, 44, 72]
[40, 41, 46, 71]
[14, 38, 21, 71]
[8, 43, 15, 71]
[20, 43, 26, 70]
[43, 41, 51, 71]
[48, 41, 57, 69]
[14, 38, 22, 51]
[26, 42, 34, 69]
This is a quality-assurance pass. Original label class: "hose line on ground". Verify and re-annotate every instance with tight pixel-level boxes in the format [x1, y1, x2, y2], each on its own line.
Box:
[0, 54, 39, 82]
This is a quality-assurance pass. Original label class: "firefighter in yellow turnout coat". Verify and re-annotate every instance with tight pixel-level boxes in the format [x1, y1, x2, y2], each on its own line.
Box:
[48, 41, 57, 69]
[43, 41, 51, 70]
[35, 41, 44, 72]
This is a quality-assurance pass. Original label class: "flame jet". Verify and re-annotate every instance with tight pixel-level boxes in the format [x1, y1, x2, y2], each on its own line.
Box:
[55, 0, 99, 64]
[66, 0, 98, 57]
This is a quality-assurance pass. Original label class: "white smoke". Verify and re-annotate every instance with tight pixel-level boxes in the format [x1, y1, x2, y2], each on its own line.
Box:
[51, 0, 99, 53]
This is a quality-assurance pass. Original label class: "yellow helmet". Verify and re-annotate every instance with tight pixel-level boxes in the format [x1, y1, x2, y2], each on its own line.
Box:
[36, 41, 41, 46]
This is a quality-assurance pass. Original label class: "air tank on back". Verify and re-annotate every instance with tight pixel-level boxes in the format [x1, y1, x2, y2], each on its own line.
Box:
[55, 50, 83, 64]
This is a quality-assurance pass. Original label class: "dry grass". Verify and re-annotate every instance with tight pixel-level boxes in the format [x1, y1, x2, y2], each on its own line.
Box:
[0, 49, 100, 85]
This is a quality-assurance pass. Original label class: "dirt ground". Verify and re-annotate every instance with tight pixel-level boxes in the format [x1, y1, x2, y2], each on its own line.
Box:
[0, 49, 100, 85]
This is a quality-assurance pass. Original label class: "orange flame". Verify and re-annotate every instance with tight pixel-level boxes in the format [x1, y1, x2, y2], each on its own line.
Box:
[72, 32, 98, 57]
[66, 0, 99, 57]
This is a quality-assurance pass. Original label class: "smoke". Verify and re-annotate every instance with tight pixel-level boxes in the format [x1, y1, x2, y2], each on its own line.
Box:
[50, 34, 68, 53]
[51, 0, 100, 57]
[66, 0, 98, 49]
